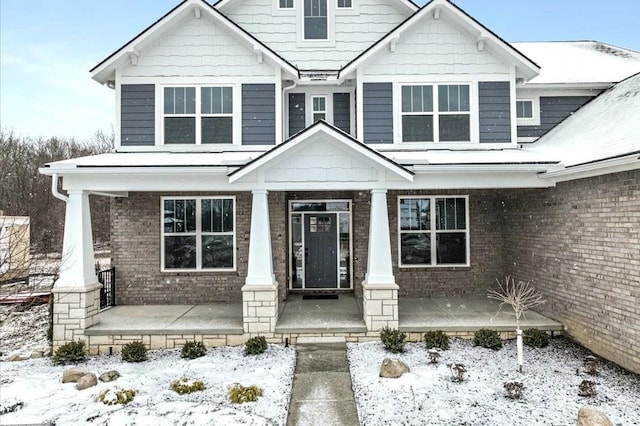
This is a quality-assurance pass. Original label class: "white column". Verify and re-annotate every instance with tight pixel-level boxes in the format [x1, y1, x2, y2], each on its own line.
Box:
[364, 189, 395, 285]
[245, 190, 276, 286]
[57, 190, 98, 288]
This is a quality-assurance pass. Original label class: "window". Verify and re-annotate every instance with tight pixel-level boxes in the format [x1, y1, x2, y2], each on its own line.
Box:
[516, 100, 534, 119]
[399, 196, 469, 267]
[162, 197, 235, 270]
[312, 96, 327, 122]
[304, 0, 328, 40]
[163, 86, 233, 144]
[337, 0, 352, 7]
[279, 0, 293, 8]
[401, 84, 471, 143]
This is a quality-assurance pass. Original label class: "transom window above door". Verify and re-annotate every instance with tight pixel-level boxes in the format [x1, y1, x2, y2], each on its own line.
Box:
[163, 86, 233, 145]
[401, 84, 471, 143]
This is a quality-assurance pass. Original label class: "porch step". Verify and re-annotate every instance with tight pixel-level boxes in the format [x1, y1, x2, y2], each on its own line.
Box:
[296, 336, 346, 344]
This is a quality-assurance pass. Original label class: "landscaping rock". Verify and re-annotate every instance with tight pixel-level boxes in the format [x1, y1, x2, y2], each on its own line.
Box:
[99, 370, 121, 382]
[62, 368, 92, 383]
[576, 406, 613, 426]
[3, 354, 25, 362]
[379, 358, 410, 378]
[29, 350, 44, 359]
[76, 373, 98, 390]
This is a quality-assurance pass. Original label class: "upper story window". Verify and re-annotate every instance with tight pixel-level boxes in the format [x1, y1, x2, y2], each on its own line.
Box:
[279, 0, 293, 8]
[304, 0, 328, 40]
[163, 86, 233, 145]
[401, 84, 471, 143]
[516, 100, 533, 119]
[399, 196, 469, 267]
[312, 96, 327, 122]
[337, 0, 352, 7]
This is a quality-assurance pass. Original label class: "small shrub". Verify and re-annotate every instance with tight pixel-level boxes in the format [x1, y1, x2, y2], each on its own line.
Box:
[121, 341, 147, 362]
[228, 383, 264, 404]
[0, 401, 24, 415]
[52, 341, 87, 365]
[98, 387, 137, 405]
[473, 329, 502, 350]
[424, 330, 449, 350]
[181, 341, 207, 360]
[583, 356, 599, 375]
[504, 382, 524, 399]
[244, 336, 268, 356]
[427, 349, 441, 364]
[447, 363, 466, 383]
[578, 380, 597, 397]
[170, 377, 206, 395]
[380, 327, 406, 353]
[523, 328, 549, 348]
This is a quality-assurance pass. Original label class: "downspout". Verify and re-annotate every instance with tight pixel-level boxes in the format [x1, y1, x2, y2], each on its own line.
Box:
[282, 80, 298, 139]
[51, 174, 68, 203]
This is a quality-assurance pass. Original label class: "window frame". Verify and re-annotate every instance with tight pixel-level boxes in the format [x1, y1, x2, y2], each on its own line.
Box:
[311, 95, 328, 122]
[400, 83, 473, 144]
[161, 85, 236, 146]
[337, 0, 352, 8]
[161, 196, 237, 272]
[303, 0, 329, 41]
[278, 0, 294, 9]
[397, 195, 470, 268]
[515, 97, 540, 126]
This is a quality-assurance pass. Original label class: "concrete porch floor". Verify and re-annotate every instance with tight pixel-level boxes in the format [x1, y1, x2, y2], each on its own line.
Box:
[85, 295, 562, 337]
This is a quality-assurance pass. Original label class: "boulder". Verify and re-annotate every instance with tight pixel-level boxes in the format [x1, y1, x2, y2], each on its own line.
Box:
[99, 370, 121, 382]
[62, 368, 92, 383]
[576, 406, 613, 426]
[379, 358, 410, 378]
[76, 373, 98, 390]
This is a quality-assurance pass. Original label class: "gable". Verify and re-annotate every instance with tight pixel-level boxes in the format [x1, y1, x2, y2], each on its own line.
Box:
[121, 13, 275, 78]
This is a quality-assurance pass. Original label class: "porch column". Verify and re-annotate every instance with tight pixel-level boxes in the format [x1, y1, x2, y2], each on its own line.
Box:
[241, 190, 278, 336]
[362, 189, 398, 331]
[52, 190, 101, 349]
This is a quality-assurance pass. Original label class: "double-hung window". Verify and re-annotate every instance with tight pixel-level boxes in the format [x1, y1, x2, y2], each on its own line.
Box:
[164, 86, 233, 144]
[401, 84, 471, 143]
[162, 197, 235, 270]
[399, 196, 469, 267]
[312, 96, 327, 122]
[304, 0, 328, 40]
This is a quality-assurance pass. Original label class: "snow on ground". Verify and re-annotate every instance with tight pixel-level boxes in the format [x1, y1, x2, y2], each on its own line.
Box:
[348, 339, 640, 426]
[0, 345, 295, 425]
[0, 303, 49, 357]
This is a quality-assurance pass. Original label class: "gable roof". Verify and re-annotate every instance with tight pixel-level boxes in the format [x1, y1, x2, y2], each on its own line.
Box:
[513, 41, 640, 86]
[339, 0, 539, 80]
[228, 120, 414, 183]
[91, 0, 299, 84]
[528, 72, 640, 170]
[213, 0, 419, 13]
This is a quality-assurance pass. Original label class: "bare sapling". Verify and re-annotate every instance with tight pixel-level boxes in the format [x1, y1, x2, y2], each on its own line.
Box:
[488, 275, 545, 372]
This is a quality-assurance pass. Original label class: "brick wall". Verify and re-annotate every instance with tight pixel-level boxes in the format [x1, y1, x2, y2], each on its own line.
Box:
[388, 190, 504, 298]
[500, 170, 640, 374]
[111, 192, 251, 304]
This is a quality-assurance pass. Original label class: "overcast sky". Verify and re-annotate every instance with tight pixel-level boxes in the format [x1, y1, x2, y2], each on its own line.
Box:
[1, 0, 638, 141]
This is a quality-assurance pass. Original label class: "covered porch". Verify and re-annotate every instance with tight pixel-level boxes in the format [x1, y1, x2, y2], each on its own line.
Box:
[84, 295, 562, 352]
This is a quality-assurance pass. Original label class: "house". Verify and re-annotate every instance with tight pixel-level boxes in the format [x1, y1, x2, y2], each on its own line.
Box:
[0, 211, 30, 283]
[40, 0, 640, 373]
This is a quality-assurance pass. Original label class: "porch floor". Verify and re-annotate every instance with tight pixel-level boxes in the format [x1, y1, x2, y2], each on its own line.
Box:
[85, 296, 562, 337]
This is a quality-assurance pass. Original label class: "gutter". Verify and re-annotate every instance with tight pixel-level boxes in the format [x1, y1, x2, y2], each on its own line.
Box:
[539, 154, 639, 183]
[51, 173, 68, 203]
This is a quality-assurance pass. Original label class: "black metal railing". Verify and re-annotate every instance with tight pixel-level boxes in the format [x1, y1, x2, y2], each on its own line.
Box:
[98, 267, 116, 309]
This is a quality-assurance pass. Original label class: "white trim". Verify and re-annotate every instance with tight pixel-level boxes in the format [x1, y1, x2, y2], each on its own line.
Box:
[397, 195, 471, 268]
[288, 199, 353, 290]
[538, 155, 640, 183]
[297, 0, 336, 47]
[160, 195, 237, 272]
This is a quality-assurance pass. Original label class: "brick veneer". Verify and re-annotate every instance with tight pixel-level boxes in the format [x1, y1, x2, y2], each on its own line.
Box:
[500, 170, 640, 374]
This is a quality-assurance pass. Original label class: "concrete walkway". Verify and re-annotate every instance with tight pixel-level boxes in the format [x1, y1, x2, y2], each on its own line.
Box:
[287, 343, 359, 426]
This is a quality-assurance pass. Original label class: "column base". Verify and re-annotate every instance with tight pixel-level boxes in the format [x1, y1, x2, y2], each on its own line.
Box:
[362, 281, 399, 331]
[241, 283, 279, 335]
[51, 282, 102, 349]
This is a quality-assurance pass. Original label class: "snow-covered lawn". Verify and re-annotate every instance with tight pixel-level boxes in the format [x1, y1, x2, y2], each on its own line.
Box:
[348, 338, 640, 425]
[0, 345, 295, 425]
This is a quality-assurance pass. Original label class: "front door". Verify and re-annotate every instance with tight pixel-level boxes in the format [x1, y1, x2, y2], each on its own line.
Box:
[304, 213, 338, 288]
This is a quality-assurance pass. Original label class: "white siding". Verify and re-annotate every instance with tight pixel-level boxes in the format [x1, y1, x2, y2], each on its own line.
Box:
[364, 17, 510, 76]
[122, 15, 275, 78]
[225, 0, 410, 69]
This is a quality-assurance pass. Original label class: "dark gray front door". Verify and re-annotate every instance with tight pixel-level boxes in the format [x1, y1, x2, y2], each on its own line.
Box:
[304, 213, 338, 288]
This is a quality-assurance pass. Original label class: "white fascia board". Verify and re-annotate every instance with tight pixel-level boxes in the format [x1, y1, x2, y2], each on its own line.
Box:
[411, 164, 554, 173]
[41, 166, 230, 176]
[91, 0, 298, 84]
[539, 155, 640, 183]
[518, 82, 613, 91]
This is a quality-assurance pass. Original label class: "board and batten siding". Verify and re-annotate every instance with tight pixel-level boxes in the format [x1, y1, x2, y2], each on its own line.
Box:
[518, 96, 593, 138]
[363, 83, 393, 144]
[333, 93, 351, 134]
[288, 93, 306, 137]
[121, 84, 155, 146]
[242, 84, 276, 145]
[478, 81, 512, 143]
